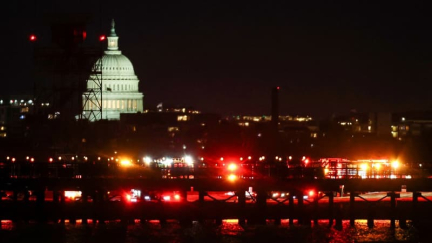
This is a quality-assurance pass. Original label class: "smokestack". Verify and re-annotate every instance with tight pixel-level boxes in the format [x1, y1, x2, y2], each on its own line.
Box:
[271, 86, 280, 126]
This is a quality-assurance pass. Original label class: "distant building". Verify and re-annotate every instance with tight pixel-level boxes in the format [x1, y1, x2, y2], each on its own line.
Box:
[392, 110, 432, 140]
[334, 112, 392, 137]
[82, 20, 143, 120]
[0, 95, 33, 138]
[119, 108, 220, 157]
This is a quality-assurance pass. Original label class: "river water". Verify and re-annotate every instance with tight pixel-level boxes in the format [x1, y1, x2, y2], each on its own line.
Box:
[0, 219, 426, 243]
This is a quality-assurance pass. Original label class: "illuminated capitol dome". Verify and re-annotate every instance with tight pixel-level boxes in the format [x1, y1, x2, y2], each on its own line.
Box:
[83, 19, 143, 120]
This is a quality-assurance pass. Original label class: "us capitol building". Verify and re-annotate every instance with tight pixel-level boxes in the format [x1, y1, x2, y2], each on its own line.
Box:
[83, 20, 144, 120]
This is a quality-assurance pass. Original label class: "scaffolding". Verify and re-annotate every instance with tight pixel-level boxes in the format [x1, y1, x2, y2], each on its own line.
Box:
[32, 14, 103, 122]
[80, 49, 103, 121]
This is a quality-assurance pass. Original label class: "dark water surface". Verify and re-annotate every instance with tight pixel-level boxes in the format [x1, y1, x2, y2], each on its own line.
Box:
[0, 219, 426, 243]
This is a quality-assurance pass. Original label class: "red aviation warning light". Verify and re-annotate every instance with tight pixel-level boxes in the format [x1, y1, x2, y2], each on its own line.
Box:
[29, 34, 37, 42]
[99, 35, 106, 41]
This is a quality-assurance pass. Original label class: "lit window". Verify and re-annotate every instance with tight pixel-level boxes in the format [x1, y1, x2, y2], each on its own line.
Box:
[168, 127, 179, 132]
[177, 115, 189, 121]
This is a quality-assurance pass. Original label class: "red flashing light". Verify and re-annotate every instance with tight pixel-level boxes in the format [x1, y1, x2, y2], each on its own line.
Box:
[29, 34, 37, 42]
[30, 158, 34, 163]
[99, 35, 106, 41]
[277, 86, 280, 90]
[308, 190, 315, 197]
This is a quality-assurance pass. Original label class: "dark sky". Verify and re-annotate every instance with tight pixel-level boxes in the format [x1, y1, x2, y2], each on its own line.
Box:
[2, 1, 432, 118]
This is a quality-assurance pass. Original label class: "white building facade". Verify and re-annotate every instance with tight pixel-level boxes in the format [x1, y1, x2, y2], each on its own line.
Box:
[83, 20, 143, 120]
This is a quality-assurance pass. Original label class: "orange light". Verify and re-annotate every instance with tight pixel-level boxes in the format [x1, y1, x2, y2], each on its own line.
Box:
[65, 191, 81, 200]
[304, 159, 309, 164]
[374, 163, 381, 170]
[126, 194, 131, 201]
[29, 34, 37, 41]
[174, 194, 180, 200]
[392, 161, 399, 169]
[120, 159, 132, 167]
[228, 174, 237, 181]
[228, 163, 237, 171]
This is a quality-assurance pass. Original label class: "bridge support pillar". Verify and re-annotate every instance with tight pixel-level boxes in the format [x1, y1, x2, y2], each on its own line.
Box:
[52, 190, 60, 223]
[388, 192, 399, 229]
[23, 190, 30, 223]
[412, 191, 421, 227]
[399, 218, 407, 229]
[36, 189, 46, 223]
[95, 189, 106, 224]
[11, 190, 18, 223]
[60, 191, 66, 224]
[297, 191, 304, 225]
[328, 192, 334, 227]
[255, 189, 267, 225]
[289, 194, 294, 226]
[82, 190, 89, 225]
[313, 193, 319, 226]
[335, 204, 343, 230]
[198, 191, 206, 223]
[349, 191, 356, 227]
[367, 205, 374, 228]
[237, 189, 246, 226]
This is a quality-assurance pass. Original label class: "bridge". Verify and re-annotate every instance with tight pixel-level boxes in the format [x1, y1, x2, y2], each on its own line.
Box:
[1, 178, 432, 229]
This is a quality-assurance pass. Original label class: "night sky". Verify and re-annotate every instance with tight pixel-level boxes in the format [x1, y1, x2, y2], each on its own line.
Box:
[2, 1, 432, 118]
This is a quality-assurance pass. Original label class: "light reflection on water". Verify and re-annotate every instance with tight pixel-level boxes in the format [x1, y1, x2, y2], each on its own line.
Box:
[0, 219, 423, 243]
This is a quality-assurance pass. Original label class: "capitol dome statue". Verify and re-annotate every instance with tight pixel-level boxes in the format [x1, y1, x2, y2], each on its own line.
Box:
[82, 19, 144, 120]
